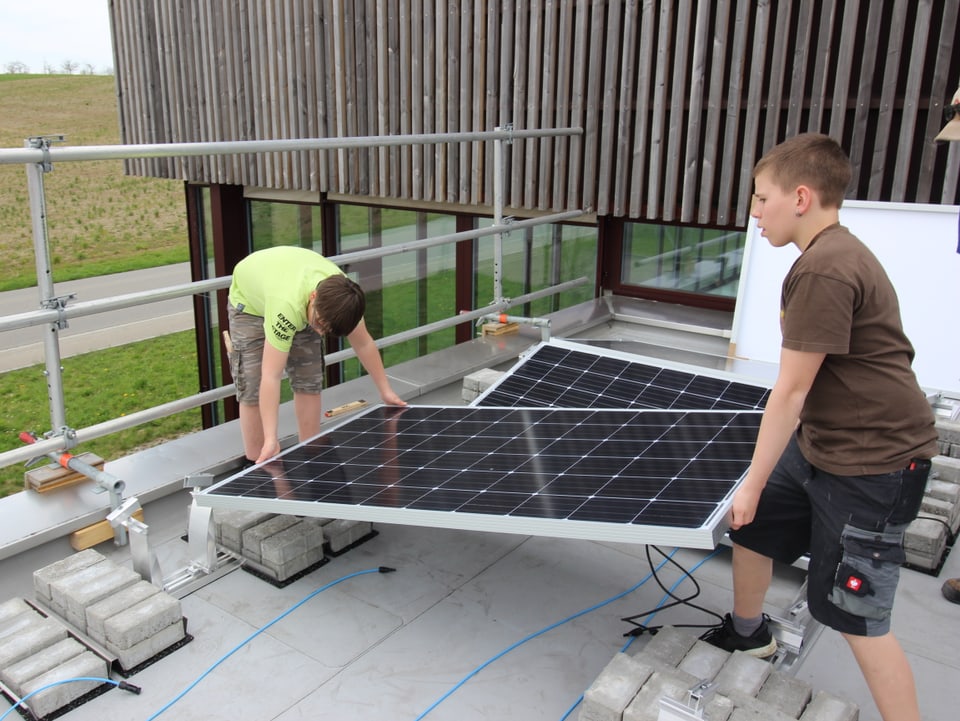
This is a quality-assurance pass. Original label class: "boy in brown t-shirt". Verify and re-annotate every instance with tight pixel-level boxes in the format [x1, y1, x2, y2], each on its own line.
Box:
[702, 133, 938, 721]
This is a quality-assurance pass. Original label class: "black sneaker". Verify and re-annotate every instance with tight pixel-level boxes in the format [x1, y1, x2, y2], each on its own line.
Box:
[701, 613, 777, 658]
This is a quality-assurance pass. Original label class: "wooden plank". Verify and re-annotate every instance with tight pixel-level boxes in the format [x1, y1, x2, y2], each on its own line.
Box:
[497, 0, 515, 204]
[580, 0, 607, 212]
[662, 0, 694, 222]
[361, 0, 377, 194]
[628, 0, 657, 218]
[892, 0, 933, 201]
[459, 1, 473, 204]
[24, 453, 106, 493]
[920, 1, 960, 202]
[566, 0, 590, 210]
[422, 0, 436, 201]
[697, 0, 731, 224]
[827, 0, 859, 142]
[389, 1, 402, 197]
[445, 1, 460, 203]
[868, 0, 909, 198]
[400, 0, 412, 198]
[510, 1, 529, 208]
[806, 0, 837, 131]
[70, 510, 145, 552]
[784, 0, 814, 136]
[846, 1, 882, 196]
[537, 0, 560, 210]
[471, 0, 487, 206]
[612, 0, 639, 217]
[644, 1, 671, 220]
[680, 0, 711, 223]
[594, 0, 623, 216]
[760, 0, 792, 153]
[714, 0, 750, 226]
[411, 0, 424, 200]
[523, 0, 544, 208]
[735, 0, 771, 226]
[552, 0, 575, 210]
[435, 0, 448, 201]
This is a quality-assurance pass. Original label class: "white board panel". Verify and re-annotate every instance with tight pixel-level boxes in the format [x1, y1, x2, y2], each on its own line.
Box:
[731, 201, 960, 393]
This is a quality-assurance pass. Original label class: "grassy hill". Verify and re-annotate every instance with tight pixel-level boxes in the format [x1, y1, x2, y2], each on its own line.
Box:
[0, 74, 188, 290]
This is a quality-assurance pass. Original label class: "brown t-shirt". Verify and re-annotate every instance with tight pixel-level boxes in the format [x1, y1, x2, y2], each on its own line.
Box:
[780, 224, 938, 475]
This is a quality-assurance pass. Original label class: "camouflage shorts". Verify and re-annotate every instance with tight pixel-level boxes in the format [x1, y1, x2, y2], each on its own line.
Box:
[227, 303, 325, 404]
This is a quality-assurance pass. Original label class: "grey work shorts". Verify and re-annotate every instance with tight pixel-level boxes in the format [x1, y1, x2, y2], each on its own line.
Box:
[227, 303, 325, 404]
[729, 434, 930, 636]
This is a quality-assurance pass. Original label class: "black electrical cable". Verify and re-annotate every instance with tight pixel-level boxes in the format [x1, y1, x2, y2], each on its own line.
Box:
[620, 544, 726, 637]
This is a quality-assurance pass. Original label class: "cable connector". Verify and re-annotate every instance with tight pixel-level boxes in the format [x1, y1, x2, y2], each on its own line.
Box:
[378, 566, 397, 574]
[118, 680, 142, 694]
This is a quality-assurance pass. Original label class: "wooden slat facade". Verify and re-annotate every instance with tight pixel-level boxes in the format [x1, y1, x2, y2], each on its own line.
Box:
[111, 0, 960, 227]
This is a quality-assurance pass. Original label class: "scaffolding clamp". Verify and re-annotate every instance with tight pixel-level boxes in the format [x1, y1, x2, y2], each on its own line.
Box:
[26, 134, 65, 173]
[40, 293, 76, 330]
[657, 679, 717, 720]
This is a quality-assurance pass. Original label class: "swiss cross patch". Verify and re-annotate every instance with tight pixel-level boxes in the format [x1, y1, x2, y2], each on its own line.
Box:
[837, 563, 873, 597]
[845, 575, 863, 592]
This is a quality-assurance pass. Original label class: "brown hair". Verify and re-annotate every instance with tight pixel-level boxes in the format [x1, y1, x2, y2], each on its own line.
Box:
[753, 133, 852, 209]
[312, 274, 365, 336]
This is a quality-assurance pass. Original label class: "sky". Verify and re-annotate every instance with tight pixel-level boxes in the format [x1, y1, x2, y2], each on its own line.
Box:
[0, 0, 114, 74]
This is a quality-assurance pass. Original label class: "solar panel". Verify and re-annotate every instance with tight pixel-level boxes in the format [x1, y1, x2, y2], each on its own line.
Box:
[198, 405, 762, 549]
[474, 339, 772, 411]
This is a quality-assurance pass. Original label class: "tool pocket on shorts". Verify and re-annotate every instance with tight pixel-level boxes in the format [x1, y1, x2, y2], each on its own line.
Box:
[829, 524, 905, 621]
[227, 344, 244, 396]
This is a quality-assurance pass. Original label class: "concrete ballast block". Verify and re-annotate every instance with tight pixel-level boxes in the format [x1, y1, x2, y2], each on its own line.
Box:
[85, 580, 161, 644]
[0, 598, 33, 627]
[108, 618, 186, 671]
[711, 650, 772, 698]
[931, 454, 960, 483]
[261, 520, 324, 566]
[1, 637, 87, 694]
[215, 510, 277, 552]
[241, 514, 301, 563]
[33, 549, 106, 602]
[638, 626, 700, 667]
[798, 690, 859, 721]
[676, 640, 730, 682]
[103, 592, 183, 650]
[52, 564, 142, 631]
[20, 651, 109, 719]
[0, 616, 68, 669]
[323, 518, 372, 553]
[580, 652, 654, 721]
[757, 669, 813, 718]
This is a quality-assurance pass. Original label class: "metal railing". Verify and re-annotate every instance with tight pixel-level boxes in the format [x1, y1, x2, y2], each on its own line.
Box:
[0, 128, 586, 469]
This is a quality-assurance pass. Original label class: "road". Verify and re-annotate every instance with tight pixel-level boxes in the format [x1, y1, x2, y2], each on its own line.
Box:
[0, 263, 194, 373]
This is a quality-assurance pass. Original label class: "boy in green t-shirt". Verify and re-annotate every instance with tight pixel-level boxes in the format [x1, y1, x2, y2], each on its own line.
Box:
[227, 246, 405, 465]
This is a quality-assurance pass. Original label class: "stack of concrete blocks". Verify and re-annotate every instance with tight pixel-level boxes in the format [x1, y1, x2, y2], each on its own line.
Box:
[0, 597, 108, 719]
[579, 626, 858, 721]
[462, 368, 505, 403]
[33, 549, 186, 673]
[213, 510, 372, 584]
[903, 414, 960, 570]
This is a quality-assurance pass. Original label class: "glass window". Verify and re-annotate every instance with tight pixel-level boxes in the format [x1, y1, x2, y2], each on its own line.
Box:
[249, 200, 323, 252]
[336, 206, 459, 380]
[622, 222, 745, 298]
[475, 223, 597, 315]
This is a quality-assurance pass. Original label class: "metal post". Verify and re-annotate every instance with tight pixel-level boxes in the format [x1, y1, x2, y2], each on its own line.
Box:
[25, 136, 69, 436]
[493, 125, 507, 304]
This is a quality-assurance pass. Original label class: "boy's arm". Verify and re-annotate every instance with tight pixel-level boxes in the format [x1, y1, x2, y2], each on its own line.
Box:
[347, 319, 407, 406]
[729, 347, 825, 530]
[257, 342, 289, 463]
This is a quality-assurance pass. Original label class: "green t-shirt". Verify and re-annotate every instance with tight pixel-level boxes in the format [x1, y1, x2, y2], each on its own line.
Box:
[228, 247, 344, 352]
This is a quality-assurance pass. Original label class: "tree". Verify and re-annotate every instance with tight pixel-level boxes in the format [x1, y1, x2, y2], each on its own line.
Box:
[61, 60, 79, 75]
[4, 61, 29, 74]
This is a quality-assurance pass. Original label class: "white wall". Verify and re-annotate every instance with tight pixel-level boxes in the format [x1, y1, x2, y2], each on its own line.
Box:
[730, 200, 960, 394]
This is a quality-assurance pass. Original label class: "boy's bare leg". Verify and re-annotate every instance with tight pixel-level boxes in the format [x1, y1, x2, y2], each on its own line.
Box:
[239, 403, 264, 461]
[843, 632, 920, 721]
[731, 543, 774, 618]
[294, 392, 323, 441]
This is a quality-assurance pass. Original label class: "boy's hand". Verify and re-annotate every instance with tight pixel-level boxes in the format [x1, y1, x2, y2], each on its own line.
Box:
[256, 439, 281, 464]
[380, 389, 408, 406]
[729, 482, 763, 530]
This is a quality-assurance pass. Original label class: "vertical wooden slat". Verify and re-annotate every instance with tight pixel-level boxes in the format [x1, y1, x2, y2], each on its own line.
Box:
[458, 1, 473, 203]
[734, 1, 770, 226]
[611, 1, 638, 217]
[891, 0, 933, 201]
[510, 2, 529, 208]
[697, 0, 731, 224]
[807, 0, 837, 131]
[580, 0, 607, 213]
[362, 0, 379, 194]
[410, 0, 424, 201]
[761, 0, 792, 149]
[536, 0, 559, 210]
[482, 0, 501, 205]
[868, 0, 909, 198]
[566, 0, 588, 210]
[496, 0, 515, 203]
[446, 0, 459, 202]
[785, 1, 815, 136]
[595, 0, 624, 216]
[377, 0, 392, 194]
[422, 2, 436, 201]
[399, 1, 412, 198]
[470, 0, 487, 206]
[434, 0, 448, 202]
[680, 0, 711, 223]
[644, 1, 672, 220]
[388, 1, 401, 197]
[662, 0, 694, 222]
[715, 0, 750, 226]
[551, 0, 574, 211]
[628, 0, 657, 218]
[827, 0, 859, 142]
[522, 0, 544, 208]
[846, 1, 882, 197]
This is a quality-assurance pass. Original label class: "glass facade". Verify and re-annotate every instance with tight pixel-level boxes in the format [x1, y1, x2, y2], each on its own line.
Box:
[621, 222, 746, 298]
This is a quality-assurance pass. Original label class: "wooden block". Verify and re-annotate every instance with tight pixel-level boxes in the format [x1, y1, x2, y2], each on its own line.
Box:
[24, 453, 106, 493]
[69, 509, 145, 551]
[481, 321, 520, 337]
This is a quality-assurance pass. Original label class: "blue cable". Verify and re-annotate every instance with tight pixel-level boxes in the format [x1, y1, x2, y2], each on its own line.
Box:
[413, 549, 679, 721]
[0, 676, 140, 721]
[145, 566, 393, 721]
